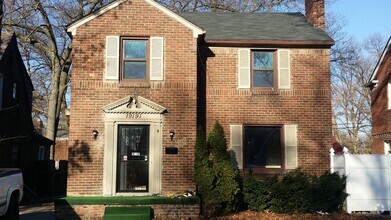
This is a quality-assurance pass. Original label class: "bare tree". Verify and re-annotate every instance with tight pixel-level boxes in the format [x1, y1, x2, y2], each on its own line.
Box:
[2, 0, 113, 158]
[330, 33, 387, 153]
[159, 0, 300, 12]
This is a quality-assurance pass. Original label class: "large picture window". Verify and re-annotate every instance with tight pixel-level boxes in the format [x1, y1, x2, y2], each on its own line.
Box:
[121, 39, 148, 80]
[244, 126, 282, 169]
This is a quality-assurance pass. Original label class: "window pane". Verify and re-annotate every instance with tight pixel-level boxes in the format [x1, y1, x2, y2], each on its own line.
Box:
[254, 52, 273, 69]
[254, 70, 273, 87]
[124, 62, 146, 79]
[124, 41, 146, 59]
[245, 127, 281, 168]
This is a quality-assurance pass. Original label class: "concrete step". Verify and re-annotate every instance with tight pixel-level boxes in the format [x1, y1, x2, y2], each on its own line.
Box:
[103, 206, 151, 220]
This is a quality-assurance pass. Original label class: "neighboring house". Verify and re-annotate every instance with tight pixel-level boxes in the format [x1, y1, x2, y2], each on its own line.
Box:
[66, 0, 333, 198]
[0, 32, 53, 199]
[366, 37, 391, 154]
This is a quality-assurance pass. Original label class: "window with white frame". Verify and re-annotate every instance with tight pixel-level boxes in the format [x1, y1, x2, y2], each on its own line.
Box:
[238, 49, 290, 89]
[105, 36, 164, 81]
[230, 124, 298, 171]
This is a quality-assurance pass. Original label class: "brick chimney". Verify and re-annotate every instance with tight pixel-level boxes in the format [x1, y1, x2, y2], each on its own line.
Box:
[305, 0, 325, 31]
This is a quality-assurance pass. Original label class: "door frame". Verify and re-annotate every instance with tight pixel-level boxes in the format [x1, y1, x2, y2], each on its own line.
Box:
[104, 120, 162, 196]
[102, 96, 166, 196]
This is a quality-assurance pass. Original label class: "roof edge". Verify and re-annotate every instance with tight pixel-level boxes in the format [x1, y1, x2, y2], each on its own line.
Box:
[368, 37, 391, 84]
[67, 0, 205, 38]
[205, 39, 335, 48]
[67, 0, 127, 36]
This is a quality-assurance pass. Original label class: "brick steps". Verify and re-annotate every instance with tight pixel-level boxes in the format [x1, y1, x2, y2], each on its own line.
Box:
[103, 206, 151, 220]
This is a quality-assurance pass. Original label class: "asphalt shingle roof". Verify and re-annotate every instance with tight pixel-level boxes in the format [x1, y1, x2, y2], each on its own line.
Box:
[178, 12, 333, 42]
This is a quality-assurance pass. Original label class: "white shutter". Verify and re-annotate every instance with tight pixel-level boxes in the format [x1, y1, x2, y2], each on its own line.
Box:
[278, 49, 290, 89]
[284, 125, 298, 169]
[150, 37, 164, 80]
[230, 125, 243, 169]
[388, 83, 391, 109]
[105, 36, 119, 80]
[238, 49, 251, 88]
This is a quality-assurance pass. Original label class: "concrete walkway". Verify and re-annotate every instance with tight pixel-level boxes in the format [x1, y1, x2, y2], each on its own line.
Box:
[19, 203, 54, 220]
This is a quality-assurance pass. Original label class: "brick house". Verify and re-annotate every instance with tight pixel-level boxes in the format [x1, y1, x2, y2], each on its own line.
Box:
[67, 0, 333, 200]
[366, 37, 391, 154]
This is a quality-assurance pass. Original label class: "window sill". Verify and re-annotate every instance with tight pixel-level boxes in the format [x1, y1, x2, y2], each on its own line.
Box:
[119, 81, 151, 88]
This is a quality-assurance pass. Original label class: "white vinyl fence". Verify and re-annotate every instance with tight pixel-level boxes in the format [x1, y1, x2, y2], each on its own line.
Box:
[330, 149, 391, 213]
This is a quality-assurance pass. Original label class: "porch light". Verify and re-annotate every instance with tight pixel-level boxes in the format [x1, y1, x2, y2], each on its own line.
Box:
[169, 130, 175, 142]
[92, 129, 99, 139]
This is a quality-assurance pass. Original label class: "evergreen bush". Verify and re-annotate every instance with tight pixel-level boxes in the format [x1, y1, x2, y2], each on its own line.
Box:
[194, 122, 240, 217]
[243, 169, 347, 214]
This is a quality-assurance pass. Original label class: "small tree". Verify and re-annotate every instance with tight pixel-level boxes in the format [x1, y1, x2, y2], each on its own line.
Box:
[194, 122, 240, 217]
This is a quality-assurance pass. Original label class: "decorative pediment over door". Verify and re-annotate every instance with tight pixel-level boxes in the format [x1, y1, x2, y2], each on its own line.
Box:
[102, 95, 167, 115]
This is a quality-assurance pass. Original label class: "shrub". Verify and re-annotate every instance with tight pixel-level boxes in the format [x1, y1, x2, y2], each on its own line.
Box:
[307, 172, 348, 213]
[194, 122, 240, 217]
[243, 173, 277, 211]
[243, 169, 347, 214]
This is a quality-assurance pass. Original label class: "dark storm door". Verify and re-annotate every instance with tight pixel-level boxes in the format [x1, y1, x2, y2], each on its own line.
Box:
[117, 125, 150, 192]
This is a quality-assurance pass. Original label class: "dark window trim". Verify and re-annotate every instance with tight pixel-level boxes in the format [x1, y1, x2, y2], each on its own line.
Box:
[119, 37, 150, 83]
[243, 124, 285, 174]
[250, 50, 278, 90]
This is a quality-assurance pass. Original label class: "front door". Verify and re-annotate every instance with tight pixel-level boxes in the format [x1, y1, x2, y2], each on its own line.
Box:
[117, 125, 149, 192]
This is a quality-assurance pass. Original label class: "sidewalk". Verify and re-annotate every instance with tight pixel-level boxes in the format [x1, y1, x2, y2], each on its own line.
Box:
[19, 202, 54, 220]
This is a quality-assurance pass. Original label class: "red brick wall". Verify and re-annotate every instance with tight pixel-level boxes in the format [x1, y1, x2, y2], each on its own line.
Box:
[68, 0, 197, 195]
[370, 49, 391, 153]
[204, 47, 332, 175]
[55, 204, 199, 220]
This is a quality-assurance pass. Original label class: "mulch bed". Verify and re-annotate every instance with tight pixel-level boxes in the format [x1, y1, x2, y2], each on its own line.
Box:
[156, 210, 391, 220]
[216, 210, 391, 219]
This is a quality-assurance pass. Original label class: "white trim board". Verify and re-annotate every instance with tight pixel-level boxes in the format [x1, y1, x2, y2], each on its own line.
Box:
[67, 0, 205, 38]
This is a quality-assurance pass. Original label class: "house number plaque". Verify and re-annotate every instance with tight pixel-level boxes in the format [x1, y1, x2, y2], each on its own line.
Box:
[126, 112, 142, 119]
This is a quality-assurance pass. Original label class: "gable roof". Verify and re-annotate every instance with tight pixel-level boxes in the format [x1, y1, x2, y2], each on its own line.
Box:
[179, 12, 334, 46]
[367, 36, 391, 85]
[67, 0, 205, 38]
[67, 0, 333, 46]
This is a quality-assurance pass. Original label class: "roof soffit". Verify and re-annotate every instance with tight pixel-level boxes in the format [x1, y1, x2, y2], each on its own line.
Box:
[102, 95, 167, 114]
[67, 0, 204, 38]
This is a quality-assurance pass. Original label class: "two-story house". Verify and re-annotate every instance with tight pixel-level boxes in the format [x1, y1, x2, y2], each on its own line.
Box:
[66, 0, 333, 211]
[366, 37, 391, 154]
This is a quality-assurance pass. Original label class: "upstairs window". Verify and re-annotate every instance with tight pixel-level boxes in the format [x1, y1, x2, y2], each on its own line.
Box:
[105, 36, 163, 81]
[238, 49, 290, 89]
[252, 51, 276, 88]
[121, 39, 148, 80]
